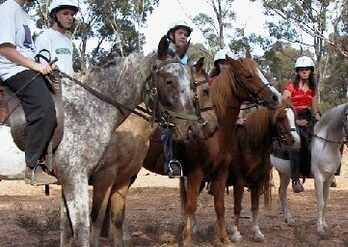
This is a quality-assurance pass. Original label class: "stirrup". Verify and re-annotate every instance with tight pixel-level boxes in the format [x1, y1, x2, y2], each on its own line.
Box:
[168, 159, 183, 178]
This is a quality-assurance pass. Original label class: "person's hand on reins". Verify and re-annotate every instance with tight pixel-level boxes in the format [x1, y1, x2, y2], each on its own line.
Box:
[32, 62, 58, 75]
[296, 119, 308, 126]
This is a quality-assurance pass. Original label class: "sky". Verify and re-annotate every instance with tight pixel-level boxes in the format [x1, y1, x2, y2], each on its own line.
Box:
[142, 0, 269, 55]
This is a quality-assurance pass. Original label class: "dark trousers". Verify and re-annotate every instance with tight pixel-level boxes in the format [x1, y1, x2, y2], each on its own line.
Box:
[290, 109, 313, 181]
[3, 70, 57, 168]
[161, 128, 175, 172]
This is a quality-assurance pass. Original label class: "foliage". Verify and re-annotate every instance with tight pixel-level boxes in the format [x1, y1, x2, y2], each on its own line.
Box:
[255, 0, 347, 108]
[191, 0, 236, 50]
[187, 43, 213, 70]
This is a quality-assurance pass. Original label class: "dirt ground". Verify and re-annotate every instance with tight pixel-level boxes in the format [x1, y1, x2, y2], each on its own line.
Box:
[0, 150, 347, 247]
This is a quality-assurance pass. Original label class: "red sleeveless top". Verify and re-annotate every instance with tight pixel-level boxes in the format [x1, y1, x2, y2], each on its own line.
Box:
[284, 82, 316, 111]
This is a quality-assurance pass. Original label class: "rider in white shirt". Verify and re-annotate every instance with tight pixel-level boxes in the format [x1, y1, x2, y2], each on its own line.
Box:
[35, 0, 79, 75]
[0, 0, 57, 184]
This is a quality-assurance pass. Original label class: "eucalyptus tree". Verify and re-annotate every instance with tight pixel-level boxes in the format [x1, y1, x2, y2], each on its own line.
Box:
[254, 0, 347, 99]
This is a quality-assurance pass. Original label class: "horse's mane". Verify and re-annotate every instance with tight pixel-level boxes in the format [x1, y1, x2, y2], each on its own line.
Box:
[210, 66, 236, 118]
[77, 52, 157, 82]
[242, 101, 289, 149]
[314, 103, 348, 140]
[242, 107, 270, 149]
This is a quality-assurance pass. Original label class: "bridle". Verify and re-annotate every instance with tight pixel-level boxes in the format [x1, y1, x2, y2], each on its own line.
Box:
[270, 108, 293, 145]
[232, 59, 272, 106]
[305, 108, 348, 147]
[190, 66, 216, 138]
[142, 59, 206, 129]
[236, 79, 270, 106]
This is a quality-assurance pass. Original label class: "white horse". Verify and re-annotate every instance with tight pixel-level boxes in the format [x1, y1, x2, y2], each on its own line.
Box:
[312, 103, 348, 235]
[271, 103, 348, 227]
[270, 106, 301, 225]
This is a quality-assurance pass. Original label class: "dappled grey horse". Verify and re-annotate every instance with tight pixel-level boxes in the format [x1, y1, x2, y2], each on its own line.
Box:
[54, 43, 210, 245]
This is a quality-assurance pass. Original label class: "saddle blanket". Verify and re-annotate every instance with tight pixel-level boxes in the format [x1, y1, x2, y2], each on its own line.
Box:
[0, 126, 25, 179]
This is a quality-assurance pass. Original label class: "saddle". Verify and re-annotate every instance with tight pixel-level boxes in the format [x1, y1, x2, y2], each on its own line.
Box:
[0, 74, 64, 159]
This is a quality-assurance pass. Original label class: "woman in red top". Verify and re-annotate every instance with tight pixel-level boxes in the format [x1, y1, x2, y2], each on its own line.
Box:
[282, 56, 320, 193]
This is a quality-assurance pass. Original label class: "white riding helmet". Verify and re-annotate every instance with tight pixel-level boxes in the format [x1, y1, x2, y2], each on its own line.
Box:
[213, 49, 232, 66]
[295, 56, 314, 70]
[167, 20, 193, 37]
[49, 0, 79, 17]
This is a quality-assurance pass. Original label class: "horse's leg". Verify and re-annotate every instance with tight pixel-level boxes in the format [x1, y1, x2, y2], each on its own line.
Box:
[322, 175, 334, 230]
[250, 185, 264, 242]
[278, 170, 295, 225]
[231, 182, 243, 243]
[182, 170, 203, 245]
[90, 178, 113, 247]
[314, 173, 326, 235]
[60, 193, 73, 247]
[213, 165, 233, 246]
[109, 184, 131, 247]
[61, 175, 90, 247]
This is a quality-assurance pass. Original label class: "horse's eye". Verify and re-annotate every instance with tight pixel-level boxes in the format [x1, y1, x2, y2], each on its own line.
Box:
[246, 75, 253, 79]
[167, 80, 173, 85]
[203, 89, 209, 96]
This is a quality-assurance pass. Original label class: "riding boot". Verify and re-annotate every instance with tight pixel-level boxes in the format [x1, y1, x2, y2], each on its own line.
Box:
[289, 148, 304, 193]
[161, 128, 183, 178]
[25, 160, 58, 186]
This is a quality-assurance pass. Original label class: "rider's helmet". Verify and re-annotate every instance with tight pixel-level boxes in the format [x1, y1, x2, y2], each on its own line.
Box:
[213, 49, 232, 67]
[167, 20, 193, 37]
[49, 0, 79, 18]
[295, 56, 314, 71]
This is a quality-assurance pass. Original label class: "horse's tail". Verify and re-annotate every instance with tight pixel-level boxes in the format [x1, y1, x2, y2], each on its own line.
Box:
[263, 160, 273, 211]
[179, 177, 187, 216]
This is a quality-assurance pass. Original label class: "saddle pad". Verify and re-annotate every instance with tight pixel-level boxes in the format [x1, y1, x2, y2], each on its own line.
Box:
[272, 141, 290, 160]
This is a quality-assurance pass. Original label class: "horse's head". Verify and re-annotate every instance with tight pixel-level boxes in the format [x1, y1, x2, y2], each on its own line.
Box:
[274, 100, 300, 147]
[225, 51, 278, 109]
[189, 57, 218, 139]
[144, 42, 217, 141]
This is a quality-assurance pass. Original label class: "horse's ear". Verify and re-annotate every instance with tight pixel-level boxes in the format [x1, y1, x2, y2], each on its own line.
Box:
[177, 39, 190, 59]
[246, 50, 251, 59]
[226, 54, 237, 66]
[158, 35, 169, 60]
[193, 56, 204, 71]
[280, 97, 290, 107]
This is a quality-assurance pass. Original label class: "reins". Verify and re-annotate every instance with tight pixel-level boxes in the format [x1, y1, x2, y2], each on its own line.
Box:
[58, 71, 152, 122]
[302, 114, 348, 145]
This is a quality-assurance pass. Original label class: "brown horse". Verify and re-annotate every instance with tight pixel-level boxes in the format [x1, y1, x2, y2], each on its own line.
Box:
[143, 52, 279, 246]
[89, 57, 217, 246]
[227, 100, 296, 243]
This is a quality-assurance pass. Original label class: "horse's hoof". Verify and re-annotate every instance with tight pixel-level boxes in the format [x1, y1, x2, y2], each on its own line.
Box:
[285, 218, 296, 227]
[231, 231, 242, 242]
[317, 227, 326, 237]
[254, 233, 265, 243]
